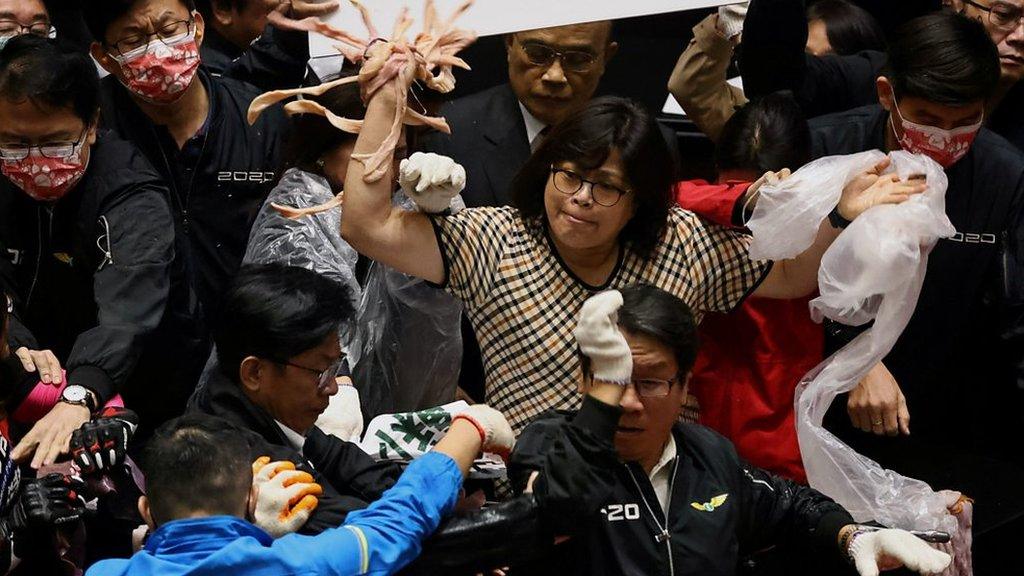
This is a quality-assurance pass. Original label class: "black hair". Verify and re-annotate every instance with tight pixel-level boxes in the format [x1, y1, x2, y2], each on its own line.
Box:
[618, 284, 699, 377]
[0, 36, 99, 124]
[806, 0, 887, 55]
[142, 414, 252, 525]
[511, 96, 673, 259]
[280, 73, 365, 175]
[195, 0, 248, 19]
[884, 12, 1000, 105]
[214, 263, 355, 382]
[717, 92, 811, 175]
[84, 0, 197, 44]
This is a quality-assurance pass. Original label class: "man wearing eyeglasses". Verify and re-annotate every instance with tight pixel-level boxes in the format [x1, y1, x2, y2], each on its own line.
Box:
[509, 287, 951, 576]
[0, 0, 54, 50]
[188, 263, 406, 533]
[0, 36, 207, 465]
[83, 0, 288, 318]
[422, 21, 618, 209]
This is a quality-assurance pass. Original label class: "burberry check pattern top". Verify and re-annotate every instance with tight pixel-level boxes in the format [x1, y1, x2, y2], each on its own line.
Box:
[431, 206, 770, 434]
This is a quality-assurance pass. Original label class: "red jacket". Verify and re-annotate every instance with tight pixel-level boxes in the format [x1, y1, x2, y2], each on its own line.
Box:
[673, 180, 824, 483]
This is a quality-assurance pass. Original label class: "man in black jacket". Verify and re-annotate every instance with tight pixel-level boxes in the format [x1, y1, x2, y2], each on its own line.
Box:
[741, 0, 1024, 152]
[0, 37, 205, 466]
[84, 0, 288, 316]
[188, 263, 403, 533]
[510, 286, 950, 576]
[803, 13, 1024, 569]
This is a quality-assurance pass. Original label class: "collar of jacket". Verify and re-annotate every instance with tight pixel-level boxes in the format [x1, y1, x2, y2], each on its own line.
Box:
[145, 516, 272, 555]
[192, 359, 295, 449]
[107, 66, 225, 139]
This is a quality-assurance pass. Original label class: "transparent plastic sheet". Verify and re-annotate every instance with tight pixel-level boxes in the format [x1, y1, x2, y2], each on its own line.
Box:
[243, 168, 362, 310]
[350, 192, 464, 422]
[747, 152, 962, 538]
[243, 170, 464, 426]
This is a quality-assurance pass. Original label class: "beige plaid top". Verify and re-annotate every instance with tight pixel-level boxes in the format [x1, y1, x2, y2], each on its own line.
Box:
[431, 206, 769, 434]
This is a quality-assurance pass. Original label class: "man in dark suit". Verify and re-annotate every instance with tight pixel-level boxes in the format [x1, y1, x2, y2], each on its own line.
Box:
[422, 21, 619, 207]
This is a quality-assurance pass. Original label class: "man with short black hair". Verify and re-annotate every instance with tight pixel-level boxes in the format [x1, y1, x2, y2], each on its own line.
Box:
[84, 0, 288, 316]
[805, 12, 1024, 564]
[189, 263, 402, 532]
[0, 36, 205, 464]
[511, 287, 950, 576]
[88, 409, 514, 575]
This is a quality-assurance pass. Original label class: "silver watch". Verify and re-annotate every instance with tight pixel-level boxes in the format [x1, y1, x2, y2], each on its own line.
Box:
[61, 384, 97, 412]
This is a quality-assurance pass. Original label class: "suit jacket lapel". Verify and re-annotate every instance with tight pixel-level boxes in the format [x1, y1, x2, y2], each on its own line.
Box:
[481, 84, 531, 207]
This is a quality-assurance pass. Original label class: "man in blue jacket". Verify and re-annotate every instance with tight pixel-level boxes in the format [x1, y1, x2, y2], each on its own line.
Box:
[87, 406, 514, 576]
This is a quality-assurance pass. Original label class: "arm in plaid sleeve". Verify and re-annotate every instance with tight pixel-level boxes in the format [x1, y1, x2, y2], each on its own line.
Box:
[678, 212, 772, 313]
[429, 208, 518, 305]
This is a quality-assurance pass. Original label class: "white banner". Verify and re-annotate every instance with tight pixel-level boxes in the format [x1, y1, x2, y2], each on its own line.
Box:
[311, 0, 740, 56]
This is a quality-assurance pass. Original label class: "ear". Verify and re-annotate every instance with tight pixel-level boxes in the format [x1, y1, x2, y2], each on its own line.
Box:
[90, 42, 121, 79]
[239, 356, 263, 394]
[505, 33, 515, 62]
[603, 41, 619, 64]
[86, 112, 101, 146]
[680, 372, 692, 398]
[138, 496, 156, 530]
[193, 11, 206, 49]
[246, 482, 258, 520]
[876, 76, 894, 112]
[210, 1, 234, 27]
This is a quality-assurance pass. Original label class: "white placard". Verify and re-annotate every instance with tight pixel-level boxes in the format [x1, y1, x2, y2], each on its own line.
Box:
[311, 0, 741, 57]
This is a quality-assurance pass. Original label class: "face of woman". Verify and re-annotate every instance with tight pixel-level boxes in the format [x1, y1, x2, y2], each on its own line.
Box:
[543, 149, 636, 253]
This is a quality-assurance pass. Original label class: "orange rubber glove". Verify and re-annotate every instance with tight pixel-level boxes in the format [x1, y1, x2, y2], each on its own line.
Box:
[251, 458, 323, 538]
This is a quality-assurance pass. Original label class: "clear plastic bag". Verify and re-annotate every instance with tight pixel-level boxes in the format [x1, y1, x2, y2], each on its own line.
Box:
[243, 168, 362, 310]
[350, 192, 464, 422]
[747, 151, 959, 534]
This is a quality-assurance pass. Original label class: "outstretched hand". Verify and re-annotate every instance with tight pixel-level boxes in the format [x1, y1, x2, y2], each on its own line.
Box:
[848, 528, 951, 576]
[838, 157, 927, 221]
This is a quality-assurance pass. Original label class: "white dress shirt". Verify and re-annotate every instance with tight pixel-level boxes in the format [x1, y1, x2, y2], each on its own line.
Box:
[649, 435, 678, 515]
[519, 102, 548, 150]
[274, 419, 307, 456]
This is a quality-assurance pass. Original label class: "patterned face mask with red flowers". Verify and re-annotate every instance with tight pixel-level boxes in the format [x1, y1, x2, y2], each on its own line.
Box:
[1, 147, 89, 202]
[110, 30, 200, 105]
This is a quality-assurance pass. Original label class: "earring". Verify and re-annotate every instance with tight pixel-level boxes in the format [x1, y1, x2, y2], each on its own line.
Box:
[316, 158, 326, 171]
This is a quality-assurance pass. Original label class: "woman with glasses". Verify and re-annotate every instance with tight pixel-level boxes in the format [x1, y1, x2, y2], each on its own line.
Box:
[507, 286, 952, 576]
[341, 45, 923, 438]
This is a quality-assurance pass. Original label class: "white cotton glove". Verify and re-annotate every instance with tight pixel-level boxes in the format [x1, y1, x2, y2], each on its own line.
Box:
[849, 529, 952, 576]
[314, 383, 363, 443]
[251, 458, 323, 538]
[399, 152, 467, 214]
[573, 290, 632, 385]
[716, 2, 749, 41]
[452, 404, 515, 458]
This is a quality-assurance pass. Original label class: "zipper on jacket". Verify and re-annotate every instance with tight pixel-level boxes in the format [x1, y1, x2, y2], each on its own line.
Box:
[25, 205, 51, 308]
[625, 458, 679, 576]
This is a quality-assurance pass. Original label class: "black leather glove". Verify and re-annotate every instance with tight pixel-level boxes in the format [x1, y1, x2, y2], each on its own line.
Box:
[0, 435, 21, 515]
[0, 474, 86, 541]
[70, 407, 139, 474]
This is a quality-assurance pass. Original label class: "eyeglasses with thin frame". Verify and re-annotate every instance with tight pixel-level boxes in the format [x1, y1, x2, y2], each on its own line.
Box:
[273, 355, 346, 392]
[518, 41, 599, 73]
[963, 0, 1024, 31]
[0, 128, 89, 162]
[109, 17, 194, 55]
[550, 165, 631, 208]
[0, 20, 54, 38]
[628, 377, 679, 398]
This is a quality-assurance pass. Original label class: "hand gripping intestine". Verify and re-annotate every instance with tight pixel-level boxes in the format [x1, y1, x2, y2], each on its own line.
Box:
[246, 0, 476, 219]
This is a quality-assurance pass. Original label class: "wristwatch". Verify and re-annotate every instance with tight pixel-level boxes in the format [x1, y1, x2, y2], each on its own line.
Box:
[60, 384, 98, 413]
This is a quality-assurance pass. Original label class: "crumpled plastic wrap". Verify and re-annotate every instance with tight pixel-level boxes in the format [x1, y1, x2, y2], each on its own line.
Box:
[747, 151, 960, 535]
[351, 192, 463, 421]
[242, 169, 464, 423]
[243, 168, 362, 310]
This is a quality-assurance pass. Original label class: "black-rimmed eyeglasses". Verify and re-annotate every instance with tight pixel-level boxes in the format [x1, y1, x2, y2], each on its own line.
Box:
[0, 128, 89, 162]
[963, 0, 1024, 31]
[550, 165, 630, 207]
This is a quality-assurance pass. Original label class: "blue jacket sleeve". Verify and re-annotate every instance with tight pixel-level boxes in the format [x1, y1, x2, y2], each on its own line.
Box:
[288, 451, 461, 576]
